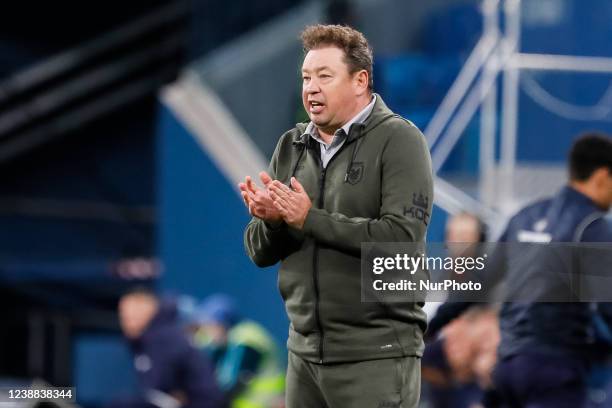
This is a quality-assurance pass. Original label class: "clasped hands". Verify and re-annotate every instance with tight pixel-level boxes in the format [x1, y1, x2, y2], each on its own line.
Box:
[238, 171, 312, 230]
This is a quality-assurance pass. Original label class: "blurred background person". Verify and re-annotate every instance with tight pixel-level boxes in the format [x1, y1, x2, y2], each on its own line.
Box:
[445, 212, 486, 249]
[190, 294, 285, 408]
[423, 307, 499, 408]
[114, 287, 223, 408]
[428, 133, 612, 407]
[422, 212, 499, 408]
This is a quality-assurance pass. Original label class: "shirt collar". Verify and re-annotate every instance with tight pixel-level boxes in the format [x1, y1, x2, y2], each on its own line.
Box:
[304, 94, 377, 145]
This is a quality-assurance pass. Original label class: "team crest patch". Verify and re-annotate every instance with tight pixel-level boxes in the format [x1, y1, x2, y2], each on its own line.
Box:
[346, 162, 364, 185]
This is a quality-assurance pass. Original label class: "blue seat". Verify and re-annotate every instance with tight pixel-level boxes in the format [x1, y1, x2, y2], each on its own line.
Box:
[375, 54, 461, 111]
[421, 4, 482, 57]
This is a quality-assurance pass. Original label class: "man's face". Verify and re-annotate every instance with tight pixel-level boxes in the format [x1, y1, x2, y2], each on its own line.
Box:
[446, 215, 481, 258]
[119, 293, 158, 339]
[203, 322, 229, 345]
[301, 46, 363, 135]
[600, 169, 612, 208]
[587, 167, 612, 209]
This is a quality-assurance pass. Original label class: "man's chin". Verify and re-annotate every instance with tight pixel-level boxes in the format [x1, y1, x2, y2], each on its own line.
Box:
[310, 117, 330, 128]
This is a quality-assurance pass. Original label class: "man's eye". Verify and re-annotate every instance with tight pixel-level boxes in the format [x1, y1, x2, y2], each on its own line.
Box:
[320, 74, 331, 78]
[303, 77, 310, 81]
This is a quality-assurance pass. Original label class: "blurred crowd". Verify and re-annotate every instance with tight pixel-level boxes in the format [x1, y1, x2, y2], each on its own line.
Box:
[113, 290, 285, 408]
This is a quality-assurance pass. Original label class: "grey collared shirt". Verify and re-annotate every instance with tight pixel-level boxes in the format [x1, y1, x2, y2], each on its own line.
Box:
[304, 95, 376, 168]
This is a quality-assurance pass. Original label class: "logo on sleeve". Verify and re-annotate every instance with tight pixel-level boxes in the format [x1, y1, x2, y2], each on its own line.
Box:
[404, 192, 430, 226]
[412, 192, 429, 209]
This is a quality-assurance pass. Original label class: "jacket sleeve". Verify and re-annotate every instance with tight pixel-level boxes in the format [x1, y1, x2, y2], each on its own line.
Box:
[581, 217, 612, 344]
[426, 302, 476, 340]
[301, 122, 433, 253]
[244, 134, 292, 267]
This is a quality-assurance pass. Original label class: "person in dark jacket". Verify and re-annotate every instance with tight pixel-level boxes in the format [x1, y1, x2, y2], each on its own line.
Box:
[428, 132, 612, 407]
[422, 213, 498, 408]
[115, 288, 223, 408]
[240, 24, 433, 408]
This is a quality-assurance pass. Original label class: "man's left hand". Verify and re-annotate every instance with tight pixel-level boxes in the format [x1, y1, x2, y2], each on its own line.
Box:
[269, 177, 312, 229]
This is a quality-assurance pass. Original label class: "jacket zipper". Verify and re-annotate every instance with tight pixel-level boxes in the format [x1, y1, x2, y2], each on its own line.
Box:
[311, 133, 359, 364]
[313, 163, 330, 364]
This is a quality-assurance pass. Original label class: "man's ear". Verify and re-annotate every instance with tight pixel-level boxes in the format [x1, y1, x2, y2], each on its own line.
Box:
[353, 69, 369, 96]
[592, 167, 610, 187]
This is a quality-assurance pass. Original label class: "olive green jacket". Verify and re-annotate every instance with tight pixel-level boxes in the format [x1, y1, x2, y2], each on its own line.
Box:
[244, 95, 433, 363]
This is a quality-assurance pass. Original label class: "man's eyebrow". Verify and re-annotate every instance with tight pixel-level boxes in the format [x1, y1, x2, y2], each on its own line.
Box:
[301, 66, 332, 73]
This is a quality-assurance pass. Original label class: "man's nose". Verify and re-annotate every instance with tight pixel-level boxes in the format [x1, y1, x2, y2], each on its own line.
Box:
[304, 80, 320, 94]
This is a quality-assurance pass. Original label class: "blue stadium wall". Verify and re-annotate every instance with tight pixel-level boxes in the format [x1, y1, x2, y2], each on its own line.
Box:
[156, 103, 289, 346]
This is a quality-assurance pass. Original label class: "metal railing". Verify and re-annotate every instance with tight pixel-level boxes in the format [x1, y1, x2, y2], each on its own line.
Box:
[423, 0, 612, 226]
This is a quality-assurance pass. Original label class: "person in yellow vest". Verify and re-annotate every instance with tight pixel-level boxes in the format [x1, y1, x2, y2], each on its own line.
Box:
[191, 294, 285, 408]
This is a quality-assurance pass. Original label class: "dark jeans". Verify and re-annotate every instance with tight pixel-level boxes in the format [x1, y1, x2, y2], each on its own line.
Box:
[491, 352, 589, 408]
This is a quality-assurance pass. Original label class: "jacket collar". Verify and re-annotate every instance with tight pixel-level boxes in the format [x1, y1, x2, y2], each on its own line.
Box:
[293, 93, 396, 146]
[562, 185, 607, 212]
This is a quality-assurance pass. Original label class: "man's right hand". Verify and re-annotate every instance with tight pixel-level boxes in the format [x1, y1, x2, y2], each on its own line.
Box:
[238, 172, 283, 225]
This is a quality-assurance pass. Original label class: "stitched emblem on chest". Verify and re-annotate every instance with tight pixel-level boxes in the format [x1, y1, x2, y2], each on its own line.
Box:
[346, 162, 364, 185]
